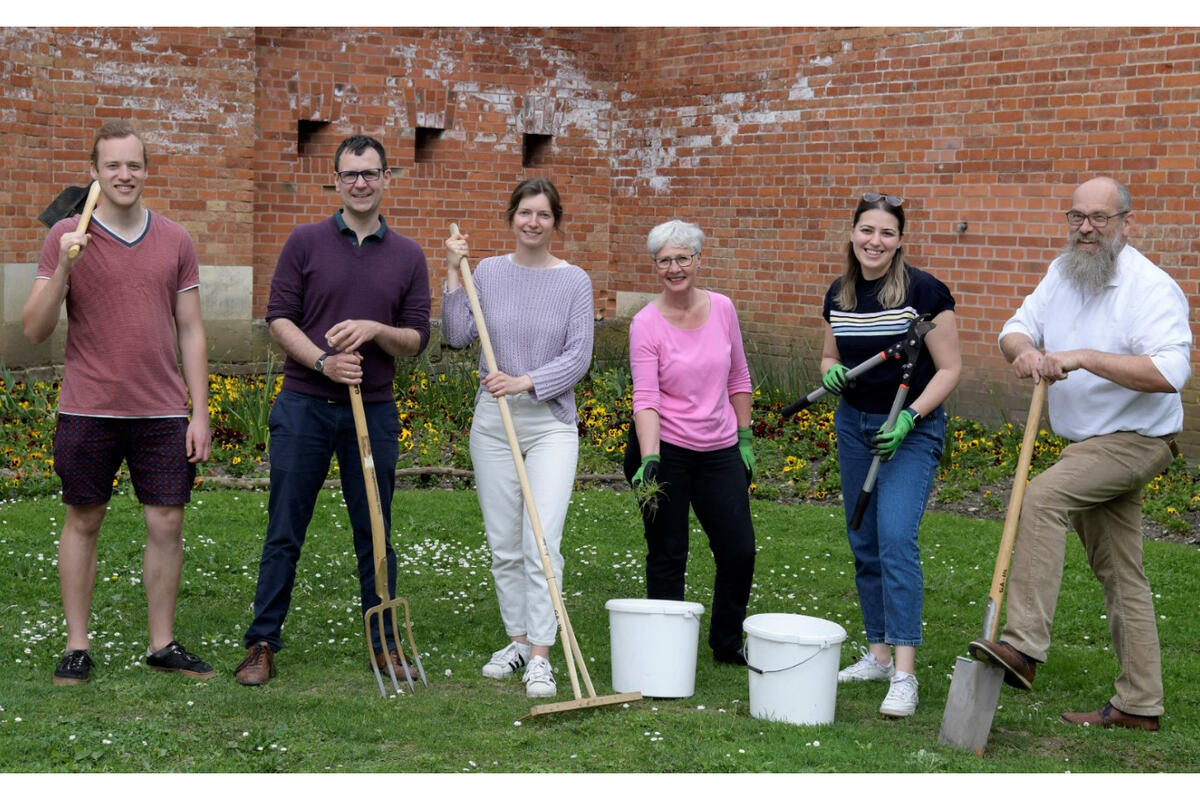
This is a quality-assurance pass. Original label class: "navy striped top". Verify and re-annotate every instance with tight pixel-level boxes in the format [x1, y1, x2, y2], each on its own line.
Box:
[822, 266, 955, 414]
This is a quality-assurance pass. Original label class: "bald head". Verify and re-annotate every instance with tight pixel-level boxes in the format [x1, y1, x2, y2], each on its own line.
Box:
[1073, 177, 1131, 215]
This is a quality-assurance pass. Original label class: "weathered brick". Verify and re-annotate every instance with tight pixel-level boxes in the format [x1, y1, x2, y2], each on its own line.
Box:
[3, 25, 1198, 455]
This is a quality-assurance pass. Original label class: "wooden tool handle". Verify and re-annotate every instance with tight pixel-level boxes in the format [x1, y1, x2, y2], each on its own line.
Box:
[67, 181, 102, 260]
[983, 379, 1048, 639]
[349, 384, 391, 600]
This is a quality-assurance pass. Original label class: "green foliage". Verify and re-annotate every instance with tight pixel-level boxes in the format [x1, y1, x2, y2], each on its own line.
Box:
[0, 366, 60, 497]
[1, 489, 1198, 773]
[1, 358, 1198, 536]
[212, 354, 279, 452]
[207, 357, 281, 478]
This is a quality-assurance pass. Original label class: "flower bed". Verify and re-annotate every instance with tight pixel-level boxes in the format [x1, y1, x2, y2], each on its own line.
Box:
[3, 361, 1197, 537]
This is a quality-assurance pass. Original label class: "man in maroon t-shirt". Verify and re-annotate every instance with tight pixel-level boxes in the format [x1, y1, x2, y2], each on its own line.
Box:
[23, 120, 214, 686]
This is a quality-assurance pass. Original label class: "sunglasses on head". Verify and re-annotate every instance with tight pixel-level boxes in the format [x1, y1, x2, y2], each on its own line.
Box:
[863, 192, 903, 207]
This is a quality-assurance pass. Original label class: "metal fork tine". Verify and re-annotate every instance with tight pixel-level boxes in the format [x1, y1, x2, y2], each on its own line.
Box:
[388, 609, 416, 692]
[395, 596, 429, 687]
[365, 616, 388, 698]
[367, 607, 404, 696]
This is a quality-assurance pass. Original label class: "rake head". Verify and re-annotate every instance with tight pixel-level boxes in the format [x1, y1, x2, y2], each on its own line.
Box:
[364, 595, 428, 697]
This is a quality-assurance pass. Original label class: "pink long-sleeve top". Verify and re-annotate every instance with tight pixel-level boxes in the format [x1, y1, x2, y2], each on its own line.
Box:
[630, 290, 752, 451]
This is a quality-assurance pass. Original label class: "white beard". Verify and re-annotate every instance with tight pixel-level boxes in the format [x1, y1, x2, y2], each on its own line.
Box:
[1059, 234, 1122, 293]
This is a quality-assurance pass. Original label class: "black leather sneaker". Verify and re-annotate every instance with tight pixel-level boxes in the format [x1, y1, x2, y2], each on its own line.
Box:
[146, 640, 216, 679]
[53, 649, 95, 685]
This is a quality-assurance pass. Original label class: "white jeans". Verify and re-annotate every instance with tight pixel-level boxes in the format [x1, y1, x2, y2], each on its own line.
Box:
[470, 392, 578, 647]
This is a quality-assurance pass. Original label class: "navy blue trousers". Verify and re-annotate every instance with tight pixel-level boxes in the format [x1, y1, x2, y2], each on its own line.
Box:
[244, 390, 400, 653]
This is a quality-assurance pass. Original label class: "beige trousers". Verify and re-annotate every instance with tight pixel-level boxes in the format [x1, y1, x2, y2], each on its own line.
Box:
[1002, 431, 1174, 716]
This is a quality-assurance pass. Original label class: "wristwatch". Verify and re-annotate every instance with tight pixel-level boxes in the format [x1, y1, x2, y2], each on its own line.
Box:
[905, 406, 922, 424]
[314, 353, 329, 373]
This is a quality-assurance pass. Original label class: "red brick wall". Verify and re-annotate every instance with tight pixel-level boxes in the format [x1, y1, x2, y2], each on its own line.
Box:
[4, 26, 1198, 453]
[606, 27, 1200, 450]
[251, 27, 619, 320]
[0, 27, 258, 267]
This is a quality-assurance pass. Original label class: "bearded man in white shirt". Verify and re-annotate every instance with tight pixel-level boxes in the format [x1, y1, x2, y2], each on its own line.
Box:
[969, 177, 1191, 733]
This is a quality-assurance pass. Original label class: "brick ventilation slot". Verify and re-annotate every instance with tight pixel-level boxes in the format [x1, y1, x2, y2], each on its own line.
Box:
[522, 133, 552, 168]
[415, 127, 443, 163]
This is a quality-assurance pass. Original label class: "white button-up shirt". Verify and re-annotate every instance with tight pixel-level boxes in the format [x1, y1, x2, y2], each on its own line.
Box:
[1000, 244, 1191, 441]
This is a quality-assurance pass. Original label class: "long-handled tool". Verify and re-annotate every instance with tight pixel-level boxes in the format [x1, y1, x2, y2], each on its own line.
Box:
[938, 380, 1046, 755]
[349, 384, 428, 696]
[37, 181, 102, 257]
[451, 223, 641, 717]
[782, 314, 936, 529]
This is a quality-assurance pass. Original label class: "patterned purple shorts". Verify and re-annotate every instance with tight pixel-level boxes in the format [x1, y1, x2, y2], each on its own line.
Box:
[53, 414, 195, 506]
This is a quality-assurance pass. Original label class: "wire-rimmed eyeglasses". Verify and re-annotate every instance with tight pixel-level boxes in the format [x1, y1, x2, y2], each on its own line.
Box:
[655, 254, 696, 270]
[1065, 210, 1128, 229]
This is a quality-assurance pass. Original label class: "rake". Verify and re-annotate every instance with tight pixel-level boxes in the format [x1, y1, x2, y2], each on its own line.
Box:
[450, 223, 642, 717]
[349, 383, 428, 696]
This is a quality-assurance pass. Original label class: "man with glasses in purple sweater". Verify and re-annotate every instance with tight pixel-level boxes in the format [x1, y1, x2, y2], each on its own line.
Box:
[235, 135, 431, 687]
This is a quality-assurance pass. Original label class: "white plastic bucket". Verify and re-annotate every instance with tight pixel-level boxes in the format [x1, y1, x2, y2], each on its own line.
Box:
[743, 613, 847, 726]
[605, 598, 706, 698]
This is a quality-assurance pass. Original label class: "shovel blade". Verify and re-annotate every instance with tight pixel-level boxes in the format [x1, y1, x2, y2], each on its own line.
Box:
[938, 656, 1005, 756]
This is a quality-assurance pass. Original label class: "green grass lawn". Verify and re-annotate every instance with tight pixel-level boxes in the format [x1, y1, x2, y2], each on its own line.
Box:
[1, 488, 1197, 773]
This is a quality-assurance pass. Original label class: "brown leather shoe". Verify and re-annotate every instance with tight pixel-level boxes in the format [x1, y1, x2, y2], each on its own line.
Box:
[372, 648, 416, 681]
[967, 639, 1036, 690]
[1061, 702, 1160, 732]
[235, 641, 276, 686]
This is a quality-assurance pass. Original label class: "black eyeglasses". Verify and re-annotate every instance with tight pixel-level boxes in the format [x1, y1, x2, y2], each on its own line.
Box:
[1065, 210, 1128, 229]
[863, 192, 903, 207]
[336, 169, 384, 185]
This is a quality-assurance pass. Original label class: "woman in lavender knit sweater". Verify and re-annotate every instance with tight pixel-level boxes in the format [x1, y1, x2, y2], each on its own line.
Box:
[442, 179, 594, 699]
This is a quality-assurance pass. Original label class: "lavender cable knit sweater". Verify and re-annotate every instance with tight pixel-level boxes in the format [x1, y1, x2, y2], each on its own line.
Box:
[442, 254, 595, 425]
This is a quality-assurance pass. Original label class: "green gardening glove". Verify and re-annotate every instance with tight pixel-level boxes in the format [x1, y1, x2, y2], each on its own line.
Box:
[870, 409, 917, 461]
[737, 427, 755, 480]
[821, 364, 848, 396]
[631, 454, 660, 488]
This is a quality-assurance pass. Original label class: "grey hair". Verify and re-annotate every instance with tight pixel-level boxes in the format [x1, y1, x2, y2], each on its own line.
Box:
[646, 219, 705, 257]
[1114, 179, 1132, 213]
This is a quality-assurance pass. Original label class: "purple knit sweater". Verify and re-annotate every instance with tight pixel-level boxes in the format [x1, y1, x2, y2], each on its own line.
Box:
[267, 216, 431, 403]
[442, 254, 594, 425]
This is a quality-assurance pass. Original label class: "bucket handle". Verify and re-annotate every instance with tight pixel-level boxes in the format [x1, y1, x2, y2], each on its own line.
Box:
[745, 643, 831, 675]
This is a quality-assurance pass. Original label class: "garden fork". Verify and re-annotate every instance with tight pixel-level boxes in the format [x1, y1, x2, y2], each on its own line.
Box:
[349, 384, 428, 696]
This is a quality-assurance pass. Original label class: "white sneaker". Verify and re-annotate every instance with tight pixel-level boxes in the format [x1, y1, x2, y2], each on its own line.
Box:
[879, 671, 919, 718]
[522, 655, 557, 699]
[481, 641, 531, 679]
[837, 647, 896, 683]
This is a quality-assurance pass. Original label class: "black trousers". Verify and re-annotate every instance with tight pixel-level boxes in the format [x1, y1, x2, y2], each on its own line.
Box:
[624, 433, 756, 654]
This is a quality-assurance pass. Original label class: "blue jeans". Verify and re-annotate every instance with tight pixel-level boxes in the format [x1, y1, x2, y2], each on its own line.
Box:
[244, 389, 400, 653]
[834, 402, 946, 647]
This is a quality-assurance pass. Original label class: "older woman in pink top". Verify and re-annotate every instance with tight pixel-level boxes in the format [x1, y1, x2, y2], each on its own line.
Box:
[623, 219, 756, 665]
